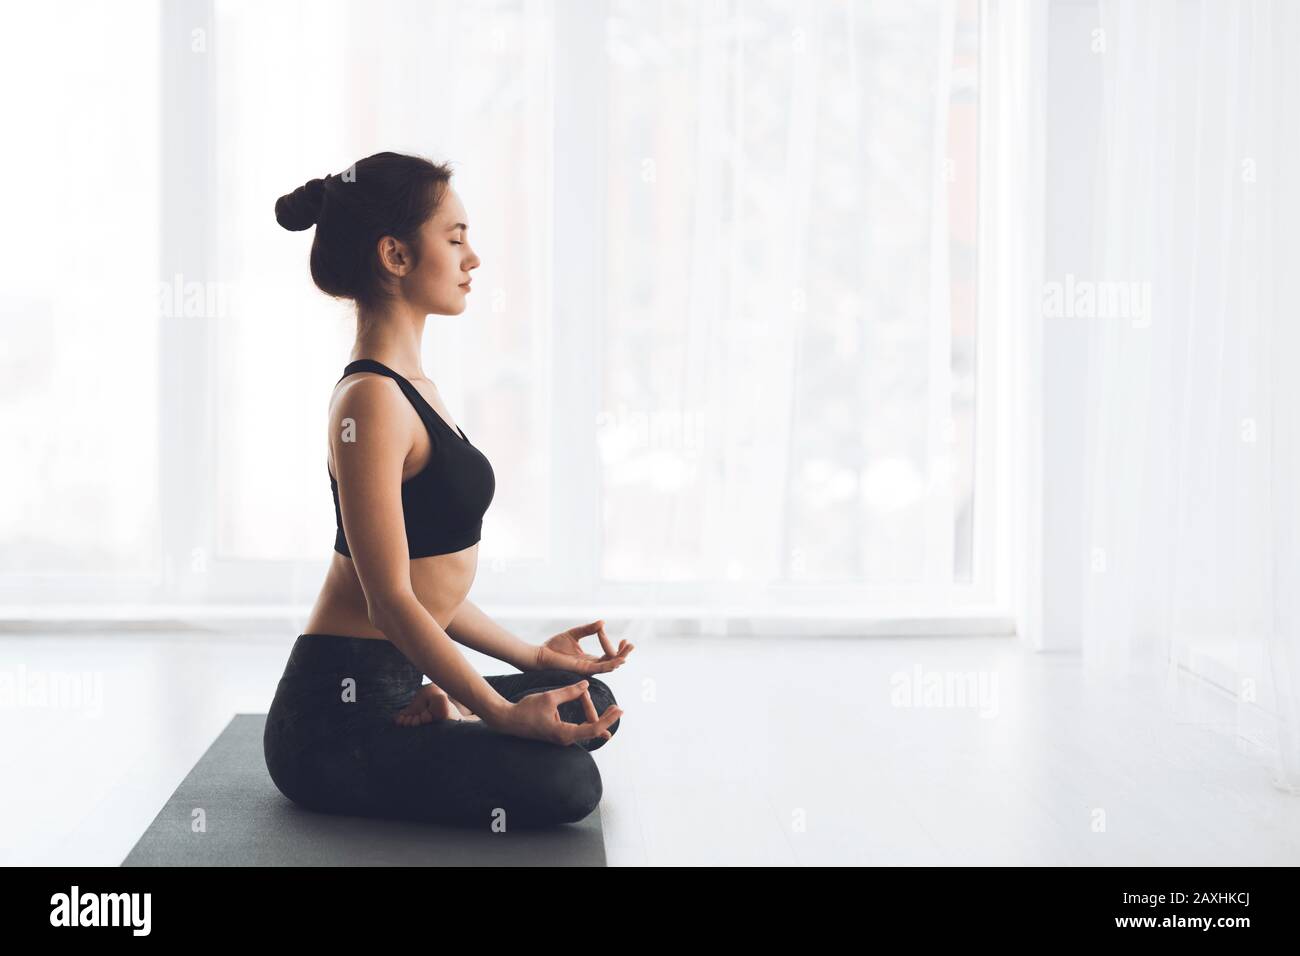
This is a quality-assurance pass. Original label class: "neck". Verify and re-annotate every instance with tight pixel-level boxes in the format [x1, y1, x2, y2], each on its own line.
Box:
[352, 301, 429, 379]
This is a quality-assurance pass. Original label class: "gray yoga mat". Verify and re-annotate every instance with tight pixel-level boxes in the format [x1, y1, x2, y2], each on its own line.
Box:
[122, 713, 606, 866]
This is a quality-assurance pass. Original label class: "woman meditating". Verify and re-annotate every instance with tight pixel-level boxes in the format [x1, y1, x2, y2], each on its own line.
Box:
[263, 151, 630, 830]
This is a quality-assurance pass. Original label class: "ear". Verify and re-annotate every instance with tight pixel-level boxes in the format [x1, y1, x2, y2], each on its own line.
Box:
[375, 235, 412, 277]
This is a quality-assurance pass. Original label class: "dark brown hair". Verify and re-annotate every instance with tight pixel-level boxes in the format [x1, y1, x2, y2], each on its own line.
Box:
[275, 151, 454, 311]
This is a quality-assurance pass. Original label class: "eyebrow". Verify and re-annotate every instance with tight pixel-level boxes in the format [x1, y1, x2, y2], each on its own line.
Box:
[447, 222, 468, 232]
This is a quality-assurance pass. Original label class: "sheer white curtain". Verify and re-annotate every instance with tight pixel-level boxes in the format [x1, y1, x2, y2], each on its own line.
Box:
[205, 0, 992, 617]
[598, 0, 988, 615]
[0, 3, 161, 601]
[1078, 0, 1300, 790]
[1, 0, 996, 624]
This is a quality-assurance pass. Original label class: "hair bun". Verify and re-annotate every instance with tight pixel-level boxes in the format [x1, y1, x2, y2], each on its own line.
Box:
[275, 176, 328, 231]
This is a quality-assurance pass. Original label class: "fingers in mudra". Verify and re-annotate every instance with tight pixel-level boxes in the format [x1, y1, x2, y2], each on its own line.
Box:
[559, 620, 635, 673]
[547, 686, 616, 742]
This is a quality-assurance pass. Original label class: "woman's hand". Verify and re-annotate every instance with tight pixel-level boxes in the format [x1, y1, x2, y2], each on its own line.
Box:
[488, 681, 622, 746]
[530, 619, 634, 674]
[394, 683, 480, 727]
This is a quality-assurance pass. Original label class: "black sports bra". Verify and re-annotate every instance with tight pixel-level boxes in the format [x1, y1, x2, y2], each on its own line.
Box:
[328, 359, 495, 558]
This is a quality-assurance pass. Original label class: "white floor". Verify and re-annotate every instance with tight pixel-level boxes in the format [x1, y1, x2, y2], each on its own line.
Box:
[3, 627, 1298, 866]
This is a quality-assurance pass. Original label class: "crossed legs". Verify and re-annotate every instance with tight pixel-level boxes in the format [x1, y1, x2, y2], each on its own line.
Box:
[352, 669, 620, 829]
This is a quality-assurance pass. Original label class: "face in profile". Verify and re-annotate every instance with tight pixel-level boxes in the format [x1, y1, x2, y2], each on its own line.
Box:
[401, 186, 481, 316]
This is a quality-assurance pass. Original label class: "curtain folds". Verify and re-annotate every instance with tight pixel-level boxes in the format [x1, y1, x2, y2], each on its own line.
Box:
[1082, 0, 1300, 791]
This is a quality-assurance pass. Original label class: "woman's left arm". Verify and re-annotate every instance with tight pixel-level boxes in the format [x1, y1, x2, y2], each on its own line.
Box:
[444, 599, 541, 671]
[445, 600, 635, 674]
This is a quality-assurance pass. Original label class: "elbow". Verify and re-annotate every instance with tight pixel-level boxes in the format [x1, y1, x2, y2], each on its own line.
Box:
[367, 591, 415, 633]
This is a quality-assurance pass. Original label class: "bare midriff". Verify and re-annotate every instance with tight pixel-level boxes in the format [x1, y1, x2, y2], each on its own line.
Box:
[302, 544, 478, 640]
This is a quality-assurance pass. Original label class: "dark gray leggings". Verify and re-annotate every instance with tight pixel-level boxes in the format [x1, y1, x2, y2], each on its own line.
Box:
[263, 633, 620, 829]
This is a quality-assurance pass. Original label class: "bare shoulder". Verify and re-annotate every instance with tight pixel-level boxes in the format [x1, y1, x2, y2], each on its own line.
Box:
[327, 373, 415, 473]
[327, 373, 422, 606]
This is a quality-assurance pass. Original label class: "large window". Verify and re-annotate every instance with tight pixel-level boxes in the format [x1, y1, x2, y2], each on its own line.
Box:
[2, 0, 1007, 622]
[0, 2, 161, 604]
[598, 0, 985, 607]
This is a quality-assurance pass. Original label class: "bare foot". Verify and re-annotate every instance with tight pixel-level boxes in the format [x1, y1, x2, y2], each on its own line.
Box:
[447, 697, 481, 722]
[395, 684, 470, 726]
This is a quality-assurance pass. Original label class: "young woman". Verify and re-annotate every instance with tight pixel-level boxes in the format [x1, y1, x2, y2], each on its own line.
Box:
[263, 151, 631, 829]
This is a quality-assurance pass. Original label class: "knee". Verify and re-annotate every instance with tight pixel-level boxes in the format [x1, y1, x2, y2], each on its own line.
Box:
[584, 676, 619, 739]
[558, 675, 620, 747]
[500, 746, 603, 827]
[546, 751, 603, 824]
[583, 675, 616, 707]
